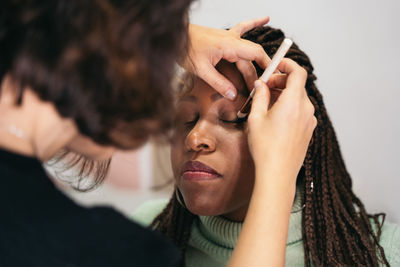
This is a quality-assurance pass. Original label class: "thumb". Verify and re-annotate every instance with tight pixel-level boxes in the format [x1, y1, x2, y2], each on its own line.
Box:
[250, 80, 271, 116]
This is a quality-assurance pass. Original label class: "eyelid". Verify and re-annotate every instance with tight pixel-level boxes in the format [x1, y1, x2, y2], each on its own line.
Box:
[184, 114, 199, 124]
[175, 104, 198, 124]
[219, 108, 240, 123]
[220, 116, 247, 124]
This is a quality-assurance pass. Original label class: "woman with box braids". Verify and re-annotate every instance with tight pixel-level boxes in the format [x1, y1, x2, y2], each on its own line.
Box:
[150, 26, 391, 266]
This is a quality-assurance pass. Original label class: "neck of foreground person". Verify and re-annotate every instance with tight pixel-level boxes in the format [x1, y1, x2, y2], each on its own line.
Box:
[0, 75, 77, 161]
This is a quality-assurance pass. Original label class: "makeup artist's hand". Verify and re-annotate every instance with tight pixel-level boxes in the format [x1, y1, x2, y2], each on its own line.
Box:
[184, 17, 270, 100]
[248, 58, 317, 183]
[229, 59, 316, 267]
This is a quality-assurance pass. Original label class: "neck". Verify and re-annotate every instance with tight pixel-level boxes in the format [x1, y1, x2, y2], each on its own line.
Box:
[0, 120, 75, 161]
[0, 127, 35, 158]
[222, 205, 248, 222]
[0, 76, 77, 161]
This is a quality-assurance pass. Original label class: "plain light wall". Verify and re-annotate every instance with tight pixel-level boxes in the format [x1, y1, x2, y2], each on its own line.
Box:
[189, 0, 400, 224]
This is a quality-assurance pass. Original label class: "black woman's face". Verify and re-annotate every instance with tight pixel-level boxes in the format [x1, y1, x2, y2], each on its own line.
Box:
[171, 61, 255, 221]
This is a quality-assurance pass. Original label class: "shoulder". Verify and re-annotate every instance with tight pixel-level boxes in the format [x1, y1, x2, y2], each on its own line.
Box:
[132, 198, 170, 227]
[83, 205, 181, 266]
[378, 220, 400, 265]
[1, 198, 181, 266]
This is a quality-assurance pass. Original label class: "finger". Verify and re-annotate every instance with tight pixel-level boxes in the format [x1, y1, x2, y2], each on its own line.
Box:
[197, 61, 237, 100]
[230, 39, 270, 70]
[277, 58, 307, 96]
[235, 60, 258, 91]
[250, 80, 271, 116]
[230, 16, 270, 36]
[266, 73, 288, 89]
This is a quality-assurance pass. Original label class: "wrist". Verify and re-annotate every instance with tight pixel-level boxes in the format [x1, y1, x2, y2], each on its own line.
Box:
[254, 164, 297, 197]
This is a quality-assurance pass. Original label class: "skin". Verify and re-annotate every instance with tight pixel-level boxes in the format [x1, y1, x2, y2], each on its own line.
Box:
[171, 60, 283, 222]
[172, 61, 255, 222]
[0, 75, 117, 162]
[187, 17, 270, 100]
[173, 57, 316, 266]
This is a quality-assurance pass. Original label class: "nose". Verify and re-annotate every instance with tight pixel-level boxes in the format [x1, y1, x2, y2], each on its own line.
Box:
[185, 122, 216, 153]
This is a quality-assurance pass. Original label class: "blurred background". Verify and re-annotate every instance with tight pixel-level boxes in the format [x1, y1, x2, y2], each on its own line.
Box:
[55, 0, 400, 224]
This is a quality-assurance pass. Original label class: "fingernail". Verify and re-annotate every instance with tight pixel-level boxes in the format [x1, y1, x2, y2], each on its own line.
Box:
[225, 90, 236, 100]
[254, 80, 262, 89]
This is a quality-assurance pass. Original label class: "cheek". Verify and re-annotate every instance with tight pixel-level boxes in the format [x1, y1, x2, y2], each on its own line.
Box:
[236, 133, 253, 172]
[170, 139, 184, 181]
[220, 132, 255, 196]
[237, 144, 255, 188]
[219, 131, 251, 169]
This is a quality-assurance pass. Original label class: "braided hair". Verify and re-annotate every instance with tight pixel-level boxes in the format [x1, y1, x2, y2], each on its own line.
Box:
[151, 26, 390, 266]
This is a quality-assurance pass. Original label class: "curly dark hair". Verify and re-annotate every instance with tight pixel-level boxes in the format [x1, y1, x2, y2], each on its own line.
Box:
[150, 26, 390, 266]
[1, 0, 192, 148]
[0, 0, 193, 190]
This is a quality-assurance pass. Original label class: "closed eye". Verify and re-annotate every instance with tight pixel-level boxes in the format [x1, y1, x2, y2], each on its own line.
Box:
[185, 114, 199, 125]
[220, 116, 247, 124]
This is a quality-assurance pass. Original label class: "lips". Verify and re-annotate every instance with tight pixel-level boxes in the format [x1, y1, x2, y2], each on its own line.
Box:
[182, 161, 222, 180]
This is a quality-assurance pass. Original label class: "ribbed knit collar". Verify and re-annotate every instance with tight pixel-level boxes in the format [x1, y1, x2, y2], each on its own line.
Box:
[188, 186, 304, 262]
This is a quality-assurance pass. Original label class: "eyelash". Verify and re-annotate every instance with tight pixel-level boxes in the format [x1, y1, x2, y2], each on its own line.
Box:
[220, 116, 248, 124]
[184, 114, 247, 125]
[184, 115, 199, 125]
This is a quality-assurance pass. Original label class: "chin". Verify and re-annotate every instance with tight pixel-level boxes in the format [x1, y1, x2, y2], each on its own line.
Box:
[184, 198, 225, 217]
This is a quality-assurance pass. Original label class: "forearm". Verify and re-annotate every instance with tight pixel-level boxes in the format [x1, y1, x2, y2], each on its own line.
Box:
[228, 166, 296, 267]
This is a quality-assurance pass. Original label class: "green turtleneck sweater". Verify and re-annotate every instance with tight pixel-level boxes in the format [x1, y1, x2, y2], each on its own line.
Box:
[132, 197, 400, 266]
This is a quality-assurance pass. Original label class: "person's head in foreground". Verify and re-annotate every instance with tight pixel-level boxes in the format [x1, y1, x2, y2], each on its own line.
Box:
[150, 26, 395, 266]
[0, 0, 191, 189]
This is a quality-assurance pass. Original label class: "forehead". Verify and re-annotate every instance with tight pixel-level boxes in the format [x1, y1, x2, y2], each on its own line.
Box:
[178, 60, 249, 102]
